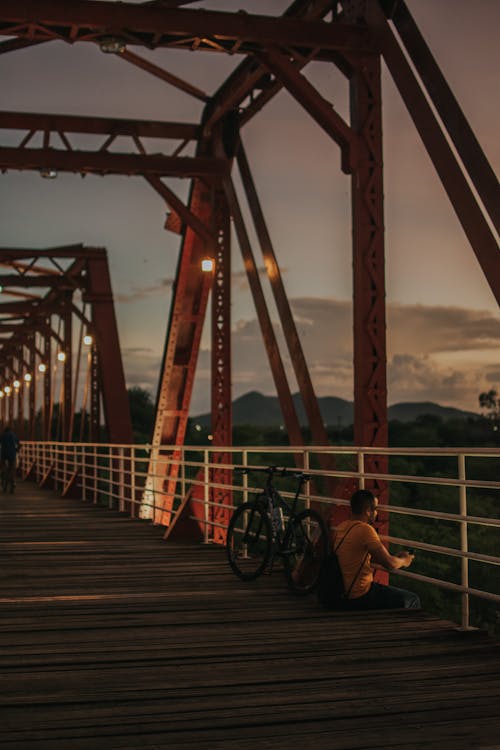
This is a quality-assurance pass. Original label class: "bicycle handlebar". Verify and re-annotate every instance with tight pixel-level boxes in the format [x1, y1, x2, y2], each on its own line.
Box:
[241, 466, 311, 482]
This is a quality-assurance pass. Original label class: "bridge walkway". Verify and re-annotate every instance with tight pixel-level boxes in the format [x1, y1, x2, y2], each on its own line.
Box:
[0, 482, 499, 749]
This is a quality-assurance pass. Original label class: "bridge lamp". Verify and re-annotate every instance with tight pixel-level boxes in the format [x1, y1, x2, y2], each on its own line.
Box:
[13, 380, 20, 390]
[38, 363, 47, 374]
[201, 258, 214, 273]
[99, 37, 126, 54]
[4, 386, 11, 395]
[57, 352, 66, 363]
[40, 168, 58, 179]
[83, 334, 93, 346]
[24, 373, 32, 383]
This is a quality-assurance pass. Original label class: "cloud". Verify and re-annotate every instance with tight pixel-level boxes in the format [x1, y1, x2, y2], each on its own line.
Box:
[203, 298, 499, 411]
[121, 296, 500, 413]
[121, 346, 161, 393]
[387, 304, 500, 355]
[116, 278, 174, 302]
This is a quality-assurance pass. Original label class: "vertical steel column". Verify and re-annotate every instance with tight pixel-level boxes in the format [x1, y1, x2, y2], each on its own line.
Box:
[28, 334, 36, 439]
[85, 253, 133, 444]
[146, 178, 214, 527]
[62, 298, 73, 440]
[43, 330, 51, 440]
[89, 342, 100, 442]
[210, 189, 232, 543]
[350, 52, 389, 545]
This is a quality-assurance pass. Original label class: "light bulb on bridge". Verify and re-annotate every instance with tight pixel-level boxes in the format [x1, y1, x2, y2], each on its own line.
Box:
[38, 363, 47, 373]
[4, 386, 11, 395]
[57, 352, 66, 363]
[13, 380, 20, 389]
[83, 334, 93, 346]
[201, 258, 214, 273]
[24, 373, 32, 383]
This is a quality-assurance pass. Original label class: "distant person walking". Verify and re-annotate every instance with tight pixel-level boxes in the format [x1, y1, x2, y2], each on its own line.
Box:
[0, 425, 20, 493]
[333, 489, 421, 609]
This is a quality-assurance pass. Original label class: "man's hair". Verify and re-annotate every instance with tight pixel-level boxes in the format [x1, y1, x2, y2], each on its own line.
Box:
[350, 489, 376, 515]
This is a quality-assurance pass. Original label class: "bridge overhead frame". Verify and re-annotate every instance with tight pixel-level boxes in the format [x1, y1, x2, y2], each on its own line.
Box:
[0, 1, 498, 534]
[0, 245, 132, 444]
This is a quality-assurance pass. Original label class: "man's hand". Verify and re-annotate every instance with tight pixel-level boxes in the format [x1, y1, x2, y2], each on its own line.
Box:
[395, 551, 415, 568]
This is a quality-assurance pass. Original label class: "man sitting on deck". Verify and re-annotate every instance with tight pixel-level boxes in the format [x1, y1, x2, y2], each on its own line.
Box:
[333, 489, 421, 610]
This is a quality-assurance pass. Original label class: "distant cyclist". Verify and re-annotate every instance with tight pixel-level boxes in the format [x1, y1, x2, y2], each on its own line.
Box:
[0, 425, 20, 493]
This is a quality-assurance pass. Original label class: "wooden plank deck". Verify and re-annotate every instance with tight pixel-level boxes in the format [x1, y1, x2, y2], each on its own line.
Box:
[0, 482, 499, 750]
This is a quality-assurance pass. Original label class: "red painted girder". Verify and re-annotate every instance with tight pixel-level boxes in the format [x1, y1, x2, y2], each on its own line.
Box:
[120, 49, 208, 102]
[200, 0, 337, 133]
[222, 173, 304, 451]
[236, 145, 334, 459]
[0, 244, 98, 259]
[255, 45, 357, 174]
[366, 3, 500, 306]
[145, 176, 214, 244]
[0, 2, 371, 55]
[0, 146, 228, 179]
[0, 111, 199, 141]
[84, 256, 133, 444]
[149, 178, 214, 524]
[0, 274, 79, 288]
[383, 0, 500, 234]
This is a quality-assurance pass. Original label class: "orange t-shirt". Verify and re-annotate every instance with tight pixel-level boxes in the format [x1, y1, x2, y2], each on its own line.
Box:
[333, 520, 382, 599]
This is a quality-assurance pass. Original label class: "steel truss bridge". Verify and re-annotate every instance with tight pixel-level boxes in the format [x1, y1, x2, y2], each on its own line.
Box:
[0, 1, 498, 540]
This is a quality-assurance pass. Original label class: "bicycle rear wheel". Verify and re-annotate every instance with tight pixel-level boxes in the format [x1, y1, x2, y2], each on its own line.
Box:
[226, 502, 273, 581]
[283, 509, 328, 594]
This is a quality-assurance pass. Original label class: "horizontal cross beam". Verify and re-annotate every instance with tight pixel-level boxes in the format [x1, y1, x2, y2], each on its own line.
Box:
[0, 147, 228, 178]
[0, 111, 200, 141]
[0, 1, 371, 56]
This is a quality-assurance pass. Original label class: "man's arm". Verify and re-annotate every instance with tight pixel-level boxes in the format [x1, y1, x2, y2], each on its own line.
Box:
[369, 540, 414, 571]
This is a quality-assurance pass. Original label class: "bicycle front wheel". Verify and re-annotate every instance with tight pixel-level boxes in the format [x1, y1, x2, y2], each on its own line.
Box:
[283, 509, 328, 594]
[226, 502, 273, 581]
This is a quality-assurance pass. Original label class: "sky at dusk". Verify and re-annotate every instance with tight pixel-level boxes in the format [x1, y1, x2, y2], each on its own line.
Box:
[0, 0, 498, 416]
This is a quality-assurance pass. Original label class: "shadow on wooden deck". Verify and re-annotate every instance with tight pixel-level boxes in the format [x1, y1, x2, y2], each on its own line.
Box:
[0, 481, 499, 749]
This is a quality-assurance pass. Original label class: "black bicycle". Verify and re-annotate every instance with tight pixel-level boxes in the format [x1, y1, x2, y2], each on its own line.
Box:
[226, 466, 328, 594]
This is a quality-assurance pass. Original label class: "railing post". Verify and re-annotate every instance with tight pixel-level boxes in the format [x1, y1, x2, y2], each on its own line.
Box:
[242, 450, 248, 505]
[118, 446, 125, 513]
[303, 449, 310, 510]
[108, 446, 113, 509]
[203, 448, 210, 544]
[358, 451, 365, 489]
[458, 453, 470, 630]
[130, 446, 136, 518]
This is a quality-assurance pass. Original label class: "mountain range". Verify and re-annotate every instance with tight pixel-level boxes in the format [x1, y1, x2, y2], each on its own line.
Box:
[193, 391, 478, 427]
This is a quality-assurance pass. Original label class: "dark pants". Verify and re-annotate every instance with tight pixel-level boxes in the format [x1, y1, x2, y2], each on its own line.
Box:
[344, 582, 421, 610]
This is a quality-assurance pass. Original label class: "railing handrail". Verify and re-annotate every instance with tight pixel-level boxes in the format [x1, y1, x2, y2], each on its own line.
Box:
[17, 440, 500, 631]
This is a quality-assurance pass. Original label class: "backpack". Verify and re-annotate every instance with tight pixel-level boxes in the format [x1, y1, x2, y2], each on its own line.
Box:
[317, 522, 367, 610]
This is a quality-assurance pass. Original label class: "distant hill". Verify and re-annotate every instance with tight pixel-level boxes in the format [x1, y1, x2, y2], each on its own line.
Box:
[192, 391, 478, 427]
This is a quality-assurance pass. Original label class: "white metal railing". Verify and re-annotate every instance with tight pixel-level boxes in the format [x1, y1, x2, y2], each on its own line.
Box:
[17, 440, 500, 630]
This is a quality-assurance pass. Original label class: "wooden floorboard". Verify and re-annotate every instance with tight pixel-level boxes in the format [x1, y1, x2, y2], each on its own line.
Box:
[1, 483, 499, 749]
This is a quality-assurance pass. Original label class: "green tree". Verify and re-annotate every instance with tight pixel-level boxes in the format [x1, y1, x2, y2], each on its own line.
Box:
[479, 389, 500, 421]
[128, 386, 154, 442]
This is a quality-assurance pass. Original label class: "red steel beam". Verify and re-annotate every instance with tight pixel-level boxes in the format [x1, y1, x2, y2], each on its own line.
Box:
[366, 3, 500, 306]
[0, 111, 199, 141]
[0, 2, 371, 56]
[148, 178, 214, 525]
[255, 45, 357, 174]
[381, 0, 500, 234]
[222, 173, 304, 451]
[0, 146, 228, 179]
[84, 256, 133, 444]
[120, 49, 208, 102]
[349, 53, 389, 562]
